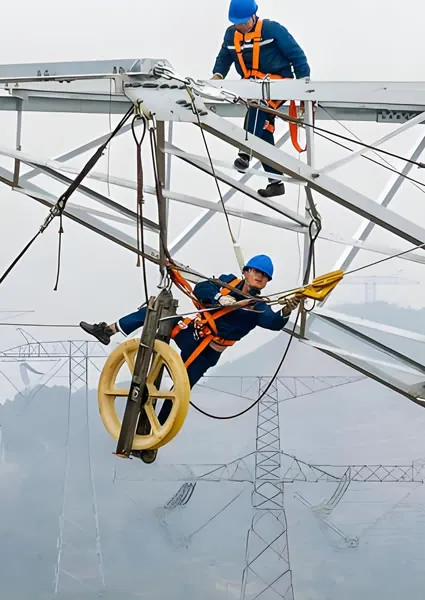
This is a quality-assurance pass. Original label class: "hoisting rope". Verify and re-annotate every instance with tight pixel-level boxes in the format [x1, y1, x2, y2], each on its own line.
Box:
[185, 84, 246, 272]
[137, 104, 319, 419]
[187, 210, 321, 420]
[241, 99, 425, 170]
[0, 105, 135, 289]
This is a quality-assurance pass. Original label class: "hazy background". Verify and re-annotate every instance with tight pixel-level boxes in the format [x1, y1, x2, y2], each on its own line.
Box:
[1, 1, 425, 598]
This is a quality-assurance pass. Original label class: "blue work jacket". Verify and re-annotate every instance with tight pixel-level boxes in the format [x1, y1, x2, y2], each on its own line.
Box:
[213, 18, 310, 80]
[193, 273, 289, 341]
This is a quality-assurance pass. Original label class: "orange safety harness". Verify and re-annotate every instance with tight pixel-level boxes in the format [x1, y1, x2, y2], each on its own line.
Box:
[169, 269, 242, 369]
[233, 18, 306, 153]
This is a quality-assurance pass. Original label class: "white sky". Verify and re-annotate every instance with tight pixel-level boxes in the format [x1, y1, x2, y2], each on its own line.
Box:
[1, 0, 425, 368]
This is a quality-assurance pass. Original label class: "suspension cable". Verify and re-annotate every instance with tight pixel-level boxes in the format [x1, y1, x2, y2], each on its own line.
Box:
[0, 105, 135, 289]
[240, 99, 425, 170]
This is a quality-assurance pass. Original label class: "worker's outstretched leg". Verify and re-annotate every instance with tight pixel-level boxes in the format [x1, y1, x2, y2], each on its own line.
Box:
[234, 106, 285, 198]
[79, 305, 148, 345]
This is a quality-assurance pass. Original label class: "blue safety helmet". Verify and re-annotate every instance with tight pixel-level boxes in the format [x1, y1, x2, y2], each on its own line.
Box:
[243, 254, 274, 280]
[228, 0, 258, 24]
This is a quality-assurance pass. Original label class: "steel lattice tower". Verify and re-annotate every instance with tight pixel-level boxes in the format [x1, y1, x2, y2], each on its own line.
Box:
[52, 341, 106, 596]
[241, 377, 293, 600]
[0, 339, 108, 596]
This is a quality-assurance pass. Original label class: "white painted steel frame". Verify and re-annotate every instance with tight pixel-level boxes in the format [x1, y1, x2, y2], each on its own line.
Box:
[1, 60, 425, 404]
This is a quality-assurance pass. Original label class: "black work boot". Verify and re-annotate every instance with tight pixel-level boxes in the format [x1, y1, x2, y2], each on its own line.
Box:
[79, 321, 114, 345]
[257, 180, 286, 198]
[234, 153, 250, 173]
[130, 449, 158, 464]
[130, 413, 159, 464]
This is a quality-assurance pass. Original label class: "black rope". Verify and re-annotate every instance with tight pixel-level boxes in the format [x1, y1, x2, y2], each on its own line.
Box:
[243, 99, 425, 170]
[148, 121, 173, 269]
[188, 195, 321, 420]
[0, 230, 41, 286]
[314, 128, 425, 192]
[53, 214, 64, 291]
[131, 114, 149, 306]
[185, 85, 238, 245]
[188, 307, 302, 420]
[0, 105, 135, 289]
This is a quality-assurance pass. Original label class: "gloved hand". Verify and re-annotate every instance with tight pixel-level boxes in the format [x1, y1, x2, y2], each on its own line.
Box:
[218, 295, 237, 307]
[210, 73, 223, 80]
[278, 295, 301, 316]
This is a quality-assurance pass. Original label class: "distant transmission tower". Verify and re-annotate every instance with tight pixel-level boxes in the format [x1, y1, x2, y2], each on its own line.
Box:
[241, 377, 293, 600]
[0, 339, 108, 596]
[240, 375, 362, 600]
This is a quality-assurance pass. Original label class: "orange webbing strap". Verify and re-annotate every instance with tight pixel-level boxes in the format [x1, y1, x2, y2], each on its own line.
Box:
[169, 268, 200, 307]
[184, 333, 237, 370]
[168, 271, 241, 367]
[233, 21, 306, 153]
[234, 19, 264, 78]
[288, 100, 307, 153]
[183, 336, 212, 369]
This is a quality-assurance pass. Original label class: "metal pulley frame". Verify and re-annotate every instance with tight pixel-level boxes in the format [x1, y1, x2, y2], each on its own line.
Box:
[97, 288, 190, 458]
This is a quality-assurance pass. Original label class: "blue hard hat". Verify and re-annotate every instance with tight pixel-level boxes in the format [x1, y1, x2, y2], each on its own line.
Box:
[228, 0, 258, 24]
[243, 254, 274, 280]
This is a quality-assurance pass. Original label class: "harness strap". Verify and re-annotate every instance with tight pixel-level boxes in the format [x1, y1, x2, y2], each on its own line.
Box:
[233, 19, 306, 153]
[169, 270, 242, 368]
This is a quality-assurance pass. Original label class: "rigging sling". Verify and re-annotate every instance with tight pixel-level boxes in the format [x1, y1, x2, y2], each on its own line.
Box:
[169, 269, 242, 369]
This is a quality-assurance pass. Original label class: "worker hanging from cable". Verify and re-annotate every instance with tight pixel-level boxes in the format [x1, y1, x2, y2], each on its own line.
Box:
[211, 0, 311, 198]
[80, 254, 300, 429]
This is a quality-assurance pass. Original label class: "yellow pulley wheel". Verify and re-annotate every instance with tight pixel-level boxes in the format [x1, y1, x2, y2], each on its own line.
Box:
[98, 338, 190, 451]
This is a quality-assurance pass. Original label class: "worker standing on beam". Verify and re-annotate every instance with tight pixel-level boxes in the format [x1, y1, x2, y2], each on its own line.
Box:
[211, 0, 311, 198]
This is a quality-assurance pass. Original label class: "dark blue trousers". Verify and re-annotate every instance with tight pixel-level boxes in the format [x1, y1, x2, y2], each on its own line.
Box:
[243, 106, 281, 178]
[118, 307, 221, 424]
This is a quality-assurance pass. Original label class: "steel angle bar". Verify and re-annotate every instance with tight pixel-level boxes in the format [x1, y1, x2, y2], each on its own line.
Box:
[32, 164, 160, 233]
[320, 110, 425, 174]
[15, 160, 301, 233]
[308, 310, 425, 372]
[159, 191, 303, 232]
[0, 58, 143, 80]
[164, 141, 309, 227]
[296, 310, 425, 406]
[301, 340, 423, 377]
[312, 229, 425, 265]
[295, 328, 425, 406]
[313, 308, 425, 344]
[20, 121, 139, 184]
[58, 202, 135, 226]
[12, 185, 204, 281]
[162, 147, 303, 184]
[52, 164, 425, 264]
[198, 111, 425, 247]
[205, 78, 425, 105]
[168, 132, 291, 253]
[0, 164, 202, 281]
[306, 310, 425, 373]
[332, 134, 425, 273]
[0, 145, 160, 233]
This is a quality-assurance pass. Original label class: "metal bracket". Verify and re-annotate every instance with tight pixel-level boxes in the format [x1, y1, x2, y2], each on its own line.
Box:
[115, 287, 178, 457]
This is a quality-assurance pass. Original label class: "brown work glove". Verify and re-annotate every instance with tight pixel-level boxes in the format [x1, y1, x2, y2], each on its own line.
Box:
[210, 73, 224, 80]
[279, 295, 302, 317]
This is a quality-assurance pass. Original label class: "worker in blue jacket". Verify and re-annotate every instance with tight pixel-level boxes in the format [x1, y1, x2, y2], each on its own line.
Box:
[80, 254, 299, 462]
[81, 254, 299, 391]
[212, 0, 310, 198]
